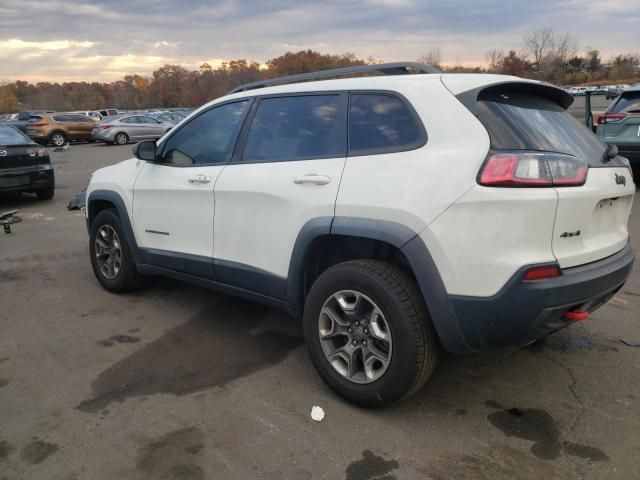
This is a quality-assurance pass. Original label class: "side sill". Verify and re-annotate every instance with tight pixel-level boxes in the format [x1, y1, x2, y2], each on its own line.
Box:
[137, 264, 301, 318]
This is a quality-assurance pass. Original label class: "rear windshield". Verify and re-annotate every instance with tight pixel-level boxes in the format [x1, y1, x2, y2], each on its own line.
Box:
[0, 127, 32, 145]
[609, 92, 640, 114]
[477, 89, 607, 165]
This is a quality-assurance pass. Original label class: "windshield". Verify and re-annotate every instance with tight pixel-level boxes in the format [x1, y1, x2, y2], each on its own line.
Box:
[477, 89, 608, 166]
[0, 127, 32, 145]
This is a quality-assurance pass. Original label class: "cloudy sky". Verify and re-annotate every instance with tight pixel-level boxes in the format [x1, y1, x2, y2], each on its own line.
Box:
[0, 0, 637, 82]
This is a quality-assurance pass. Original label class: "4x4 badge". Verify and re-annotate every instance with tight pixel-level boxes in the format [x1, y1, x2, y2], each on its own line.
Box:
[615, 173, 626, 186]
[560, 230, 581, 238]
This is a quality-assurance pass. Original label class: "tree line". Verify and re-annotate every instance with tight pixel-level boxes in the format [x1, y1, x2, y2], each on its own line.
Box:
[0, 28, 637, 114]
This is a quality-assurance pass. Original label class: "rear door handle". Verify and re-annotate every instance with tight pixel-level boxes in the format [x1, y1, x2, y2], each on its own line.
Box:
[293, 174, 331, 185]
[188, 175, 212, 184]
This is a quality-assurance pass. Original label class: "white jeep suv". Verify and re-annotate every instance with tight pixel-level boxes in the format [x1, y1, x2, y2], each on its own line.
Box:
[86, 63, 636, 407]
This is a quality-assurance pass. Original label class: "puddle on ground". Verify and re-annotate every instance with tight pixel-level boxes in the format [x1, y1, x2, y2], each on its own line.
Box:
[137, 427, 205, 480]
[345, 450, 399, 480]
[77, 298, 303, 412]
[0, 439, 16, 460]
[96, 334, 141, 347]
[528, 334, 595, 353]
[486, 403, 608, 462]
[19, 438, 59, 465]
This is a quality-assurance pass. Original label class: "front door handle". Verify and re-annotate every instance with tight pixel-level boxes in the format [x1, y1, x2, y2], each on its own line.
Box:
[293, 174, 331, 185]
[188, 175, 212, 184]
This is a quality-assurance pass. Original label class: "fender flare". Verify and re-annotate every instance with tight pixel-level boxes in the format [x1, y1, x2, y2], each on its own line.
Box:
[86, 189, 142, 264]
[286, 216, 471, 353]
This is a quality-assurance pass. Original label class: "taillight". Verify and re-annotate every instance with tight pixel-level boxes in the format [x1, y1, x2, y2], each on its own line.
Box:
[30, 122, 48, 127]
[597, 113, 627, 125]
[478, 151, 587, 187]
[523, 265, 561, 281]
[99, 124, 113, 129]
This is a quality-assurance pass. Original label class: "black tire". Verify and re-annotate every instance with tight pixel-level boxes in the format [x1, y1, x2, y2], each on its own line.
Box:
[36, 187, 54, 200]
[36, 173, 55, 200]
[89, 208, 144, 293]
[114, 132, 128, 145]
[49, 131, 67, 147]
[303, 259, 438, 407]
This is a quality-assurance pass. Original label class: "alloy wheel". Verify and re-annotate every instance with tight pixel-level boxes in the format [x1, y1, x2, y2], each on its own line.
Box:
[51, 133, 65, 147]
[94, 225, 122, 280]
[318, 290, 392, 384]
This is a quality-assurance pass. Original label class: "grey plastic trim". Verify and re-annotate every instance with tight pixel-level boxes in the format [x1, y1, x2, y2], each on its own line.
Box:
[287, 216, 471, 352]
[136, 264, 295, 314]
[286, 217, 334, 306]
[139, 248, 215, 279]
[86, 190, 142, 264]
[228, 62, 440, 94]
[215, 258, 287, 300]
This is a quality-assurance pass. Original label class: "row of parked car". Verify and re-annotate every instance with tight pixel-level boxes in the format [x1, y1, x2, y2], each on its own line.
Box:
[0, 108, 193, 147]
[565, 84, 632, 99]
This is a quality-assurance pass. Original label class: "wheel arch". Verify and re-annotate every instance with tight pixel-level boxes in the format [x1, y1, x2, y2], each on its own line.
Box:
[87, 190, 141, 264]
[287, 216, 471, 353]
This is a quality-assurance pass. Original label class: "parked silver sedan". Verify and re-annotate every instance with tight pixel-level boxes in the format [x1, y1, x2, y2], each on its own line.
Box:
[91, 114, 173, 145]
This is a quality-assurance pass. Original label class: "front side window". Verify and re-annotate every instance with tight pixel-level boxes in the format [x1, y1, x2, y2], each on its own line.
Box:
[162, 100, 249, 166]
[241, 95, 344, 162]
[349, 93, 424, 155]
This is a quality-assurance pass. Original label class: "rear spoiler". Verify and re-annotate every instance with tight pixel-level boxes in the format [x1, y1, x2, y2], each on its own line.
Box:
[455, 81, 574, 117]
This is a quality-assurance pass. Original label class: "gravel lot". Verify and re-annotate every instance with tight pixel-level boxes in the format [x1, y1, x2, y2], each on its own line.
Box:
[0, 143, 639, 480]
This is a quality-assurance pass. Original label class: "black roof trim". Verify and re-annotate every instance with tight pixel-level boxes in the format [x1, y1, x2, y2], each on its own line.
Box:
[228, 62, 440, 94]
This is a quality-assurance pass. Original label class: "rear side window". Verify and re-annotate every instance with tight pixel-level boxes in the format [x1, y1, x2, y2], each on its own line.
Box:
[477, 89, 607, 165]
[610, 92, 640, 114]
[53, 115, 72, 122]
[348, 93, 424, 155]
[162, 100, 249, 166]
[241, 95, 344, 162]
[120, 117, 138, 124]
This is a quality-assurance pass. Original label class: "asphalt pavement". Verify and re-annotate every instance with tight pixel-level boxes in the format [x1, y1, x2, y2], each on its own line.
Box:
[0, 143, 639, 479]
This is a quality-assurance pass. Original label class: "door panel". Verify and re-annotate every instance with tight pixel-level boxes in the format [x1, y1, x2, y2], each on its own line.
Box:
[213, 158, 345, 282]
[132, 163, 222, 262]
[131, 99, 252, 277]
[213, 93, 347, 293]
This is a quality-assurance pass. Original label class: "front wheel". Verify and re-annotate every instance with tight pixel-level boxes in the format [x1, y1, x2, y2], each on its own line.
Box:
[114, 132, 128, 145]
[303, 259, 438, 407]
[89, 209, 144, 292]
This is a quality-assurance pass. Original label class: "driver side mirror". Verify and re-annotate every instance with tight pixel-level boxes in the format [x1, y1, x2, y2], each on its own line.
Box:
[133, 140, 157, 161]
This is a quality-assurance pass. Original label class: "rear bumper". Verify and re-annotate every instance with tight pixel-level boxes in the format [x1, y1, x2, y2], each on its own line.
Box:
[448, 244, 635, 351]
[0, 164, 54, 192]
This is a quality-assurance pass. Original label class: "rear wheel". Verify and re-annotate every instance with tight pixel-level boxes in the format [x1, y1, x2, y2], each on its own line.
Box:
[50, 132, 66, 147]
[90, 209, 144, 292]
[36, 173, 55, 200]
[303, 259, 438, 407]
[36, 187, 54, 200]
[114, 132, 128, 145]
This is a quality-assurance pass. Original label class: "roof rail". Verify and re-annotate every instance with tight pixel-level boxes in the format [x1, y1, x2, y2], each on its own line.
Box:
[228, 62, 440, 94]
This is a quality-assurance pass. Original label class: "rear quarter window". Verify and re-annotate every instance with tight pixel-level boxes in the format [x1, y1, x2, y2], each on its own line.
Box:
[348, 93, 425, 155]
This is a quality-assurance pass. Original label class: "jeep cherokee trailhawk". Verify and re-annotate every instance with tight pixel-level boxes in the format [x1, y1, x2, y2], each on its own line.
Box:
[86, 63, 636, 406]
